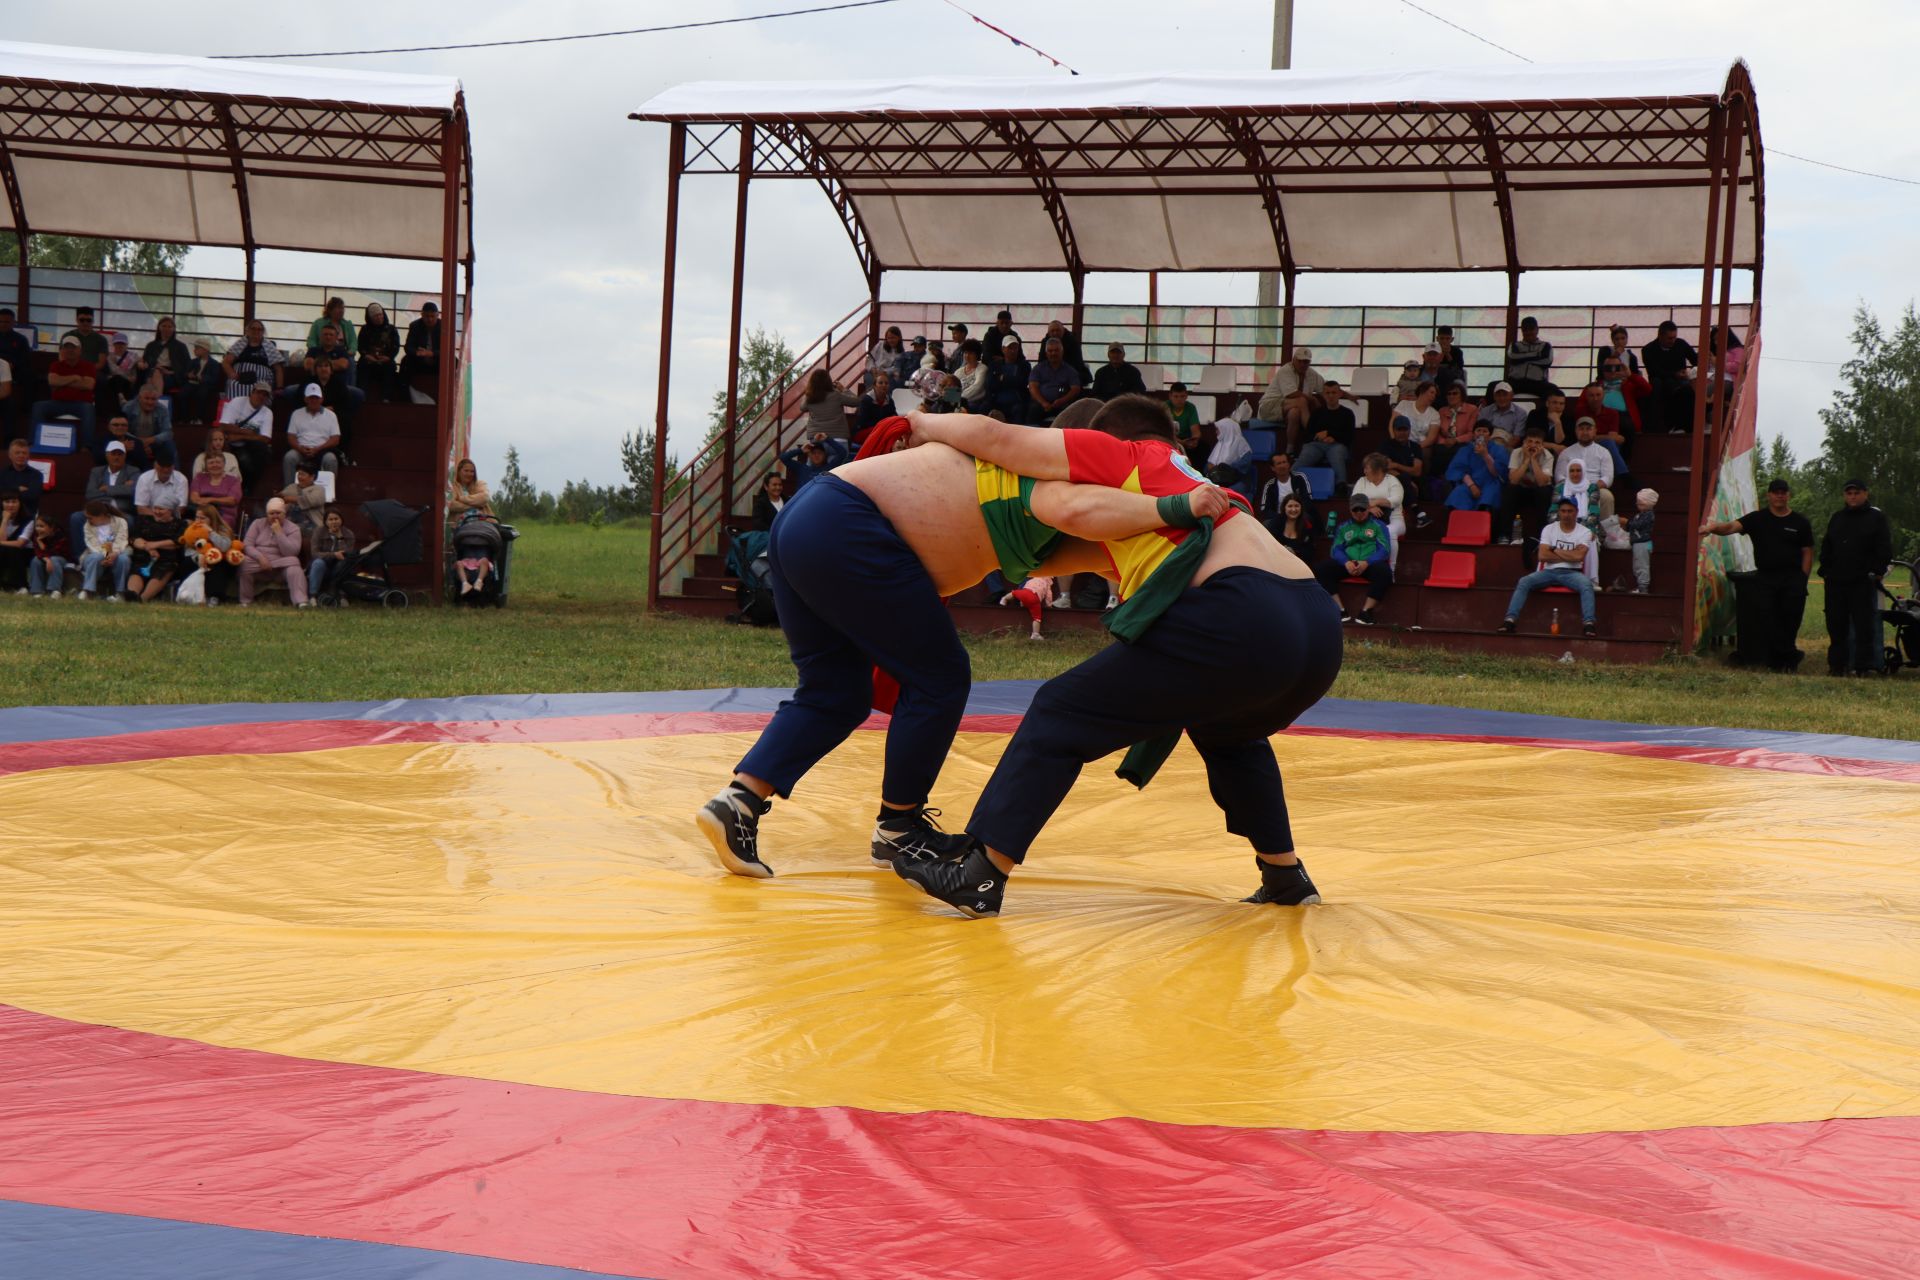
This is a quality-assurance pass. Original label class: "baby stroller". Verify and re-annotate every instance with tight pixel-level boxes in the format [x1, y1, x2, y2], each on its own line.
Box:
[1880, 556, 1920, 674]
[726, 529, 776, 626]
[322, 499, 425, 608]
[447, 510, 518, 607]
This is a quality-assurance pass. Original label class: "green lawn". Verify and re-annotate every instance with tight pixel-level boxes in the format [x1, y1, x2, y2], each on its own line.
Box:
[1, 522, 1912, 741]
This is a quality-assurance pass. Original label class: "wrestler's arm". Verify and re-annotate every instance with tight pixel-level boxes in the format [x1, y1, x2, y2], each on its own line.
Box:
[1029, 481, 1170, 541]
[910, 410, 1071, 479]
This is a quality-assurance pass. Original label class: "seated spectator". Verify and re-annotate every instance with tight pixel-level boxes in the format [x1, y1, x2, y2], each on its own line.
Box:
[1313, 490, 1392, 625]
[285, 347, 362, 448]
[182, 338, 225, 424]
[1476, 381, 1529, 445]
[301, 322, 354, 384]
[121, 384, 174, 457]
[953, 340, 990, 411]
[240, 497, 310, 607]
[0, 493, 28, 592]
[1297, 380, 1355, 480]
[71, 438, 140, 561]
[1496, 426, 1555, 548]
[1430, 382, 1478, 473]
[190, 450, 243, 527]
[102, 333, 139, 408]
[1444, 421, 1509, 513]
[93, 414, 148, 469]
[1493, 315, 1556, 398]
[1393, 358, 1423, 403]
[135, 444, 189, 516]
[1553, 416, 1619, 518]
[1706, 327, 1746, 405]
[1350, 453, 1406, 568]
[0, 307, 35, 442]
[1431, 325, 1467, 392]
[26, 510, 69, 597]
[1558, 459, 1606, 565]
[130, 504, 185, 603]
[798, 369, 861, 439]
[1500, 496, 1600, 637]
[868, 326, 907, 389]
[31, 336, 98, 442]
[1259, 452, 1312, 533]
[1091, 343, 1147, 400]
[778, 432, 849, 490]
[402, 302, 441, 390]
[76, 498, 132, 601]
[1256, 348, 1323, 452]
[1272, 494, 1316, 562]
[1596, 358, 1651, 438]
[193, 427, 241, 481]
[1416, 344, 1447, 391]
[1571, 381, 1623, 441]
[853, 373, 895, 442]
[219, 380, 277, 487]
[223, 320, 286, 399]
[357, 303, 402, 403]
[1640, 320, 1698, 432]
[306, 296, 357, 359]
[1595, 324, 1643, 379]
[181, 503, 240, 603]
[455, 534, 495, 598]
[448, 458, 492, 521]
[283, 384, 342, 485]
[1206, 416, 1254, 487]
[925, 339, 948, 373]
[998, 574, 1053, 642]
[307, 507, 355, 600]
[1042, 319, 1091, 383]
[982, 310, 1021, 364]
[989, 338, 1032, 422]
[1028, 337, 1083, 423]
[1525, 389, 1575, 452]
[135, 316, 192, 401]
[1166, 382, 1205, 465]
[279, 461, 328, 534]
[899, 334, 928, 383]
[1382, 416, 1429, 529]
[1391, 380, 1440, 454]
[1, 436, 45, 521]
[752, 471, 785, 531]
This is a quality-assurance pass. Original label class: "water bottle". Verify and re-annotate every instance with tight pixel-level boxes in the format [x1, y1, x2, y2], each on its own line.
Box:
[1326, 511, 1338, 536]
[1550, 607, 1561, 636]
[1512, 516, 1523, 542]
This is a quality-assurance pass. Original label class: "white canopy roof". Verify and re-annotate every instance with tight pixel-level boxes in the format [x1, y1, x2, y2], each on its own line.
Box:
[0, 40, 469, 261]
[635, 59, 1760, 277]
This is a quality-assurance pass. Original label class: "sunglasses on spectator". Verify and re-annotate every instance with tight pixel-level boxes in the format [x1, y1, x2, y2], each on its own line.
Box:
[1603, 363, 1623, 372]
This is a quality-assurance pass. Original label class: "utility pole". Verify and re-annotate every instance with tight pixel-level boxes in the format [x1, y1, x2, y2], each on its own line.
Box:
[1255, 0, 1294, 314]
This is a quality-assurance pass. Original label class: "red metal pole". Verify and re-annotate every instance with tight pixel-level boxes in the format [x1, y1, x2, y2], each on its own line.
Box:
[1279, 269, 1297, 366]
[647, 123, 685, 611]
[1070, 270, 1086, 347]
[13, 233, 25, 326]
[429, 103, 462, 603]
[865, 267, 882, 369]
[720, 123, 753, 524]
[1711, 103, 1747, 448]
[1681, 105, 1728, 651]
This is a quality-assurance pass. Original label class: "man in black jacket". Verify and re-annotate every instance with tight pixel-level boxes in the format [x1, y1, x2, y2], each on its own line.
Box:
[1701, 478, 1814, 671]
[1090, 343, 1147, 400]
[1641, 320, 1699, 433]
[1818, 478, 1895, 675]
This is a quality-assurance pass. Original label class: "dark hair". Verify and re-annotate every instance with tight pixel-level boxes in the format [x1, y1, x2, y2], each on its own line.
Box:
[762, 470, 783, 494]
[152, 443, 176, 467]
[0, 307, 12, 318]
[1436, 325, 1453, 337]
[76, 306, 94, 318]
[1051, 398, 1106, 430]
[1169, 381, 1188, 393]
[960, 339, 982, 358]
[996, 309, 1013, 322]
[1555, 496, 1579, 507]
[85, 499, 112, 517]
[1089, 393, 1177, 444]
[805, 369, 834, 404]
[323, 504, 344, 522]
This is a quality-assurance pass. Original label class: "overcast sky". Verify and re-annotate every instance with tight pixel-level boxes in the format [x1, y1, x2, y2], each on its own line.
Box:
[14, 1, 1917, 490]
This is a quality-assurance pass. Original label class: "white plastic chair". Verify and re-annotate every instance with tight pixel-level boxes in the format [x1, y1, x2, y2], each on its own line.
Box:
[1137, 362, 1166, 390]
[891, 388, 919, 415]
[1195, 364, 1237, 393]
[1347, 366, 1389, 398]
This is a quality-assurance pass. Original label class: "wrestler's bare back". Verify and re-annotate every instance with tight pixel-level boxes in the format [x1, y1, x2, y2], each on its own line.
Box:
[834, 444, 1034, 596]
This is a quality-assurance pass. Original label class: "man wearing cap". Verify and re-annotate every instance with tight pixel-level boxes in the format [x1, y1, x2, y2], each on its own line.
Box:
[30, 336, 99, 442]
[1090, 343, 1146, 401]
[1553, 416, 1618, 519]
[73, 436, 141, 562]
[1256, 348, 1324, 452]
[1445, 419, 1510, 516]
[988, 336, 1032, 422]
[1313, 488, 1392, 625]
[1701, 478, 1815, 672]
[218, 379, 276, 487]
[1641, 320, 1699, 433]
[120, 383, 174, 458]
[982, 310, 1021, 364]
[1495, 316, 1556, 399]
[1029, 336, 1083, 424]
[284, 383, 341, 485]
[1477, 381, 1529, 446]
[947, 321, 969, 354]
[1499, 495, 1600, 638]
[778, 432, 850, 492]
[1817, 479, 1894, 676]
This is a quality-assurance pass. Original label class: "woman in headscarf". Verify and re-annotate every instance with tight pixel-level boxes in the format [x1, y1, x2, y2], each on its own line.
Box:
[1206, 416, 1253, 484]
[1558, 459, 1603, 578]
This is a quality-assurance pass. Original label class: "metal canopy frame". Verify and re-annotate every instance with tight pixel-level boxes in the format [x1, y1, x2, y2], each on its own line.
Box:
[633, 64, 1763, 639]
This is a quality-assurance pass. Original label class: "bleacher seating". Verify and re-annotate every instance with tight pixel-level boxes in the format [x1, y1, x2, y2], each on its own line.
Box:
[1441, 509, 1492, 546]
[1298, 467, 1336, 501]
[1424, 550, 1477, 589]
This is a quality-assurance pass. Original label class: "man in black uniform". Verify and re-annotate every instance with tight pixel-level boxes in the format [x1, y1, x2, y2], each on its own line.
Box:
[1818, 478, 1895, 676]
[1700, 478, 1814, 671]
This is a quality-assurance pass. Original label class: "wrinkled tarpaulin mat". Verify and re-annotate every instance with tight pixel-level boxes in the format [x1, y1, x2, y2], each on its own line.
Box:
[1, 686, 1917, 1279]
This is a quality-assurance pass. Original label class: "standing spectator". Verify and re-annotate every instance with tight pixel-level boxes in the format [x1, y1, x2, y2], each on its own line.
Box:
[1494, 426, 1553, 546]
[0, 437, 44, 520]
[192, 427, 242, 481]
[953, 340, 990, 411]
[0, 494, 28, 592]
[1499, 496, 1600, 637]
[1313, 490, 1393, 625]
[1640, 320, 1699, 433]
[0, 308, 36, 442]
[283, 384, 341, 484]
[307, 507, 355, 600]
[61, 306, 109, 369]
[868, 326, 907, 389]
[1476, 381, 1529, 445]
[998, 574, 1053, 641]
[1430, 382, 1478, 474]
[357, 303, 402, 402]
[751, 471, 785, 531]
[798, 369, 860, 438]
[1297, 380, 1355, 481]
[1701, 478, 1814, 671]
[218, 380, 276, 488]
[448, 458, 493, 521]
[1255, 348, 1324, 452]
[31, 336, 97, 443]
[402, 301, 442, 392]
[946, 322, 971, 359]
[1554, 416, 1618, 518]
[1627, 489, 1659, 596]
[854, 372, 894, 442]
[26, 510, 69, 597]
[1444, 421, 1509, 514]
[121, 384, 174, 458]
[1596, 324, 1643, 379]
[191, 451, 244, 527]
[1350, 452, 1406, 568]
[1272, 494, 1316, 562]
[71, 438, 139, 557]
[134, 317, 192, 401]
[306, 296, 357, 356]
[1431, 325, 1468, 392]
[778, 432, 849, 490]
[1028, 337, 1083, 424]
[1495, 315, 1556, 398]
[1706, 327, 1746, 408]
[130, 504, 185, 603]
[1391, 380, 1441, 454]
[1818, 478, 1894, 676]
[982, 310, 1021, 364]
[1258, 452, 1312, 531]
[989, 338, 1032, 422]
[182, 338, 225, 424]
[76, 499, 131, 600]
[1382, 415, 1429, 528]
[1091, 343, 1147, 400]
[240, 497, 310, 607]
[223, 319, 286, 399]
[133, 445, 189, 516]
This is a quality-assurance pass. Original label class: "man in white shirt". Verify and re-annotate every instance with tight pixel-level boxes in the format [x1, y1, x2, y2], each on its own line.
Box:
[1254, 347, 1324, 452]
[283, 383, 341, 485]
[1552, 416, 1618, 518]
[132, 445, 189, 516]
[219, 379, 277, 487]
[1390, 381, 1441, 450]
[1476, 382, 1530, 445]
[1499, 496, 1599, 637]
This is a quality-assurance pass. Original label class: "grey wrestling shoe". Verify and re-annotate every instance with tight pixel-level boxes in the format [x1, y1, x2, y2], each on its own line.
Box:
[696, 783, 775, 878]
[870, 806, 973, 868]
[1241, 857, 1320, 906]
[892, 843, 1005, 918]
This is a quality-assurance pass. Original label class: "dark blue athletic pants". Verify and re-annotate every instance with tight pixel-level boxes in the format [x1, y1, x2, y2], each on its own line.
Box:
[967, 567, 1343, 862]
[735, 474, 971, 806]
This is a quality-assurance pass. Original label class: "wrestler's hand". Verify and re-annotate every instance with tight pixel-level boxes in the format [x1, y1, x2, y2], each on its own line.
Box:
[1188, 484, 1234, 521]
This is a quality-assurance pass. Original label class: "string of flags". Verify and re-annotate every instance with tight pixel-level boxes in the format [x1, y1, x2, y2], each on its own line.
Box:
[937, 0, 1079, 74]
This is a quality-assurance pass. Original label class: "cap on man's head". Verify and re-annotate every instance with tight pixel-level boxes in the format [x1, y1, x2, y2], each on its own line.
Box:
[910, 334, 927, 345]
[1292, 347, 1312, 361]
[1575, 415, 1596, 428]
[1556, 495, 1579, 507]
[949, 322, 967, 334]
[1402, 359, 1420, 371]
[1843, 478, 1868, 492]
[303, 382, 323, 398]
[1107, 343, 1125, 354]
[252, 379, 273, 393]
[1766, 478, 1792, 494]
[192, 337, 211, 352]
[58, 336, 78, 349]
[1390, 414, 1411, 431]
[1423, 343, 1442, 356]
[1347, 491, 1370, 509]
[1520, 316, 1540, 328]
[1493, 381, 1513, 395]
[110, 333, 128, 346]
[104, 440, 126, 454]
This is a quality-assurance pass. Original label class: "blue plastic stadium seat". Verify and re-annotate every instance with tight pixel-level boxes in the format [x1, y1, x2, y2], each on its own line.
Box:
[1242, 427, 1277, 461]
[1298, 466, 1336, 501]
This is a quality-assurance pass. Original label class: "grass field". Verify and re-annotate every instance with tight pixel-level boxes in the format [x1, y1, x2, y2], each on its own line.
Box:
[1, 522, 1913, 740]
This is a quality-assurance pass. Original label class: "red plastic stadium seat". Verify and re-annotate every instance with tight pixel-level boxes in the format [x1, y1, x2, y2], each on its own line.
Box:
[1441, 509, 1492, 546]
[1424, 550, 1477, 589]
[1542, 585, 1575, 593]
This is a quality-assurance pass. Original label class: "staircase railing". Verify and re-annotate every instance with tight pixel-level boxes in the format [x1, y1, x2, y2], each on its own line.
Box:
[651, 300, 872, 603]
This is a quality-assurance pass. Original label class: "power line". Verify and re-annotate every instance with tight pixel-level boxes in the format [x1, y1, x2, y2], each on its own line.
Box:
[1390, 0, 1533, 63]
[208, 0, 903, 59]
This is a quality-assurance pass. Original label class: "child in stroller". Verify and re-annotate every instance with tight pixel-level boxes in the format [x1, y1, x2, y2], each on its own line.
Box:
[447, 509, 516, 607]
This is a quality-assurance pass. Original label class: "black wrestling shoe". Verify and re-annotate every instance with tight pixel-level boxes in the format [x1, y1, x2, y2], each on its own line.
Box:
[1240, 857, 1321, 906]
[695, 783, 775, 878]
[870, 806, 973, 868]
[893, 844, 1005, 918]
